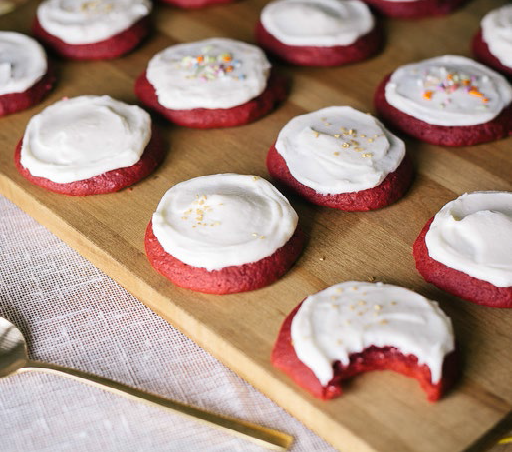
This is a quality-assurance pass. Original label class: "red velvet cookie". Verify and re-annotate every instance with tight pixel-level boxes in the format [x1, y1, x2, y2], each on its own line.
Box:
[255, 0, 383, 66]
[145, 174, 304, 294]
[145, 222, 304, 294]
[0, 32, 55, 116]
[375, 56, 512, 146]
[135, 38, 287, 128]
[360, 0, 466, 18]
[267, 106, 413, 211]
[471, 5, 512, 78]
[135, 69, 287, 128]
[272, 282, 458, 401]
[472, 30, 512, 78]
[32, 0, 151, 60]
[15, 95, 164, 196]
[413, 192, 512, 308]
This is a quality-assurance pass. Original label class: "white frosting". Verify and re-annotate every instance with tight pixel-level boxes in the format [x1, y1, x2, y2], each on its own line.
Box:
[291, 281, 455, 386]
[146, 38, 271, 110]
[275, 106, 405, 194]
[37, 0, 152, 45]
[0, 32, 47, 96]
[384, 55, 512, 126]
[260, 0, 374, 47]
[481, 5, 512, 67]
[151, 174, 298, 271]
[425, 191, 512, 287]
[20, 95, 151, 183]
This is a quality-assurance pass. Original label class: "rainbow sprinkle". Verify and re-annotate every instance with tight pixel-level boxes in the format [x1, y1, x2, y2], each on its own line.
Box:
[180, 47, 243, 82]
[420, 69, 490, 105]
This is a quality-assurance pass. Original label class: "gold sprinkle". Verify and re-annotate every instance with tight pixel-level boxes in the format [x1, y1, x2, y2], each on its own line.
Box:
[362, 153, 373, 158]
[198, 200, 204, 205]
[360, 134, 366, 138]
[260, 236, 266, 239]
[349, 305, 355, 310]
[352, 286, 358, 291]
[374, 305, 382, 311]
[333, 152, 340, 156]
[341, 143, 350, 148]
[358, 300, 366, 306]
[313, 131, 320, 138]
[252, 233, 258, 237]
[368, 138, 374, 143]
[358, 311, 364, 316]
[321, 117, 327, 121]
[181, 216, 188, 220]
[350, 140, 359, 146]
[368, 276, 376, 282]
[319, 256, 325, 261]
[391, 301, 397, 306]
[252, 176, 260, 181]
[336, 288, 343, 293]
[354, 147, 364, 152]
[379, 319, 388, 325]
[337, 339, 343, 345]
[333, 134, 340, 138]
[324, 122, 331, 126]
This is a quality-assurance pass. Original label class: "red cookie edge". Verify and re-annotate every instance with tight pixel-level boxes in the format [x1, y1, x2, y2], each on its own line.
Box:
[32, 15, 150, 60]
[413, 218, 512, 308]
[255, 21, 384, 66]
[134, 68, 288, 128]
[0, 65, 56, 116]
[472, 29, 512, 79]
[374, 74, 512, 146]
[266, 143, 414, 211]
[144, 221, 305, 294]
[271, 302, 459, 402]
[14, 126, 166, 196]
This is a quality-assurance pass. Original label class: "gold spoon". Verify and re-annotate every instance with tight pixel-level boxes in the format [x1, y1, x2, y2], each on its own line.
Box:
[0, 317, 293, 450]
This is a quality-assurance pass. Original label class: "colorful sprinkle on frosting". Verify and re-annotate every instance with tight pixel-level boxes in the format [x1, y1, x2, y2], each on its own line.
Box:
[180, 46, 245, 82]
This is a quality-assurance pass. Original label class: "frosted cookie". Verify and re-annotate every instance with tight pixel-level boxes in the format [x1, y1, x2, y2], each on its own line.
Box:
[413, 191, 512, 308]
[255, 0, 383, 66]
[134, 38, 287, 128]
[32, 0, 152, 60]
[360, 0, 466, 18]
[266, 106, 413, 211]
[374, 55, 512, 146]
[15, 95, 165, 196]
[272, 281, 458, 401]
[472, 5, 512, 78]
[145, 174, 304, 294]
[0, 32, 55, 116]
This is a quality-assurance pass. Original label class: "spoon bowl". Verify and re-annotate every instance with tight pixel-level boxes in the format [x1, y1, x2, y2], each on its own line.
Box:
[0, 317, 292, 450]
[0, 317, 28, 378]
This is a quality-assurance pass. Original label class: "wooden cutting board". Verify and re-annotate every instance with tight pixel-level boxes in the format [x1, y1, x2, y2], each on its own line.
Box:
[1, 1, 511, 450]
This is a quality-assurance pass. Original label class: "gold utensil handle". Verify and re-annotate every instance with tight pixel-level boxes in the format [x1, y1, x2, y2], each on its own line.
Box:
[21, 360, 293, 451]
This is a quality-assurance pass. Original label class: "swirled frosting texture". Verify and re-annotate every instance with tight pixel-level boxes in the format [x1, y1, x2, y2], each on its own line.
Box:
[260, 0, 374, 46]
[275, 106, 405, 194]
[482, 5, 512, 67]
[291, 281, 455, 385]
[152, 174, 298, 271]
[37, 0, 152, 45]
[146, 38, 271, 110]
[0, 32, 47, 95]
[384, 55, 512, 126]
[21, 95, 151, 183]
[425, 191, 512, 287]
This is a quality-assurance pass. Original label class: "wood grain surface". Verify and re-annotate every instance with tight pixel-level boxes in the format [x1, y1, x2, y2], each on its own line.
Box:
[1, 1, 511, 450]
